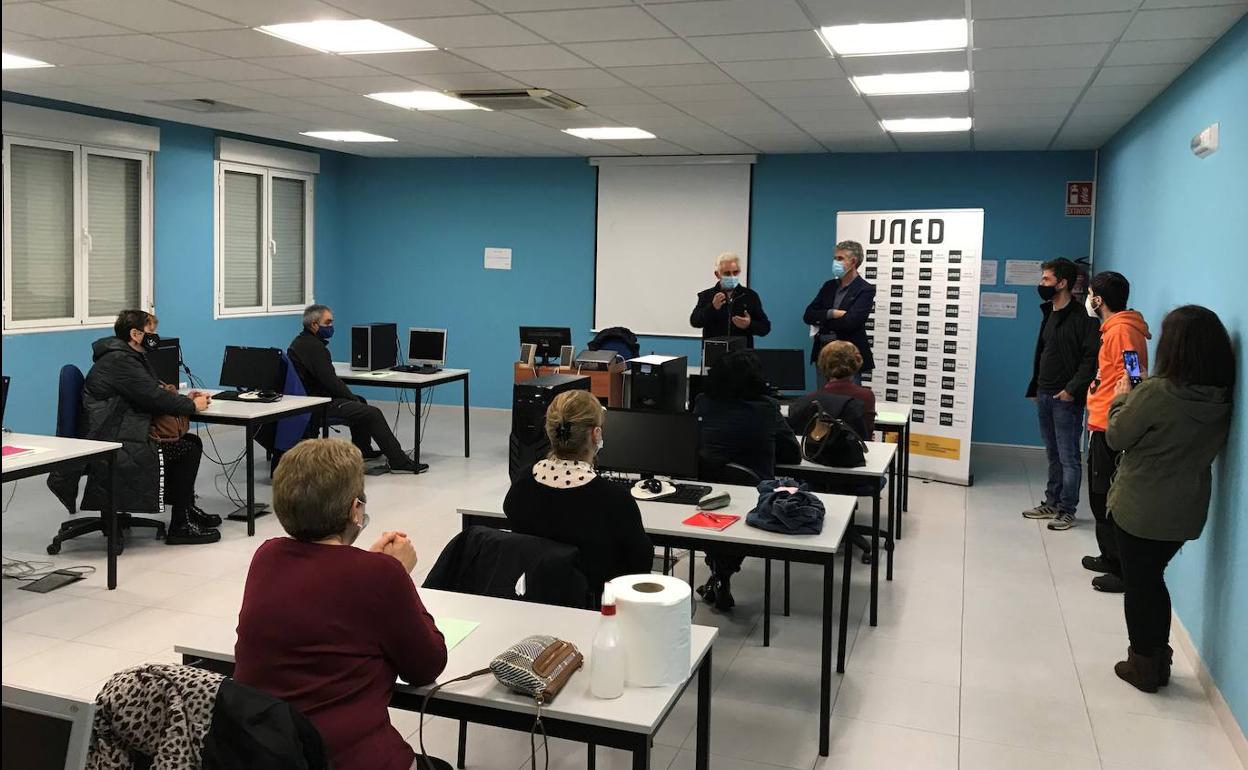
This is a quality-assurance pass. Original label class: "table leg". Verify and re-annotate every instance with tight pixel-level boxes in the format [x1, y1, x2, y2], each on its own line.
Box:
[412, 387, 423, 465]
[106, 453, 118, 590]
[663, 546, 672, 575]
[631, 738, 651, 770]
[695, 649, 711, 770]
[903, 419, 910, 514]
[763, 558, 772, 647]
[245, 424, 256, 537]
[887, 457, 896, 582]
[838, 538, 851, 674]
[870, 490, 880, 626]
[320, 404, 330, 438]
[820, 559, 833, 756]
[463, 375, 471, 458]
[688, 550, 696, 613]
[457, 720, 467, 769]
[783, 560, 791, 617]
[587, 744, 596, 770]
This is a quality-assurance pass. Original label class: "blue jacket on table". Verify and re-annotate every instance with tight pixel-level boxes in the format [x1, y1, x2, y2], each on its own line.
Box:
[802, 275, 876, 371]
[689, 285, 771, 347]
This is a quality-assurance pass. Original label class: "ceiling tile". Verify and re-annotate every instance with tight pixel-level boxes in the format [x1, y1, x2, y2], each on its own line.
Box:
[742, 80, 856, 100]
[679, 97, 777, 118]
[719, 58, 845, 83]
[591, 103, 694, 122]
[363, 51, 490, 75]
[1, 3, 132, 37]
[972, 114, 1066, 131]
[161, 81, 270, 99]
[975, 103, 1070, 120]
[1122, 6, 1247, 40]
[1, 39, 130, 66]
[739, 135, 827, 153]
[1105, 37, 1214, 65]
[162, 58, 291, 80]
[247, 55, 387, 79]
[1, 30, 33, 43]
[975, 13, 1133, 48]
[645, 83, 756, 103]
[802, 0, 964, 25]
[609, 63, 731, 87]
[66, 34, 220, 62]
[657, 131, 757, 153]
[558, 86, 659, 105]
[1141, 0, 1248, 7]
[506, 68, 627, 89]
[1093, 62, 1189, 86]
[3, 66, 124, 86]
[972, 43, 1110, 71]
[839, 50, 966, 77]
[974, 68, 1095, 89]
[240, 78, 350, 97]
[892, 133, 971, 151]
[327, 0, 489, 18]
[868, 92, 970, 119]
[159, 30, 319, 58]
[974, 130, 1055, 151]
[973, 86, 1082, 105]
[477, 0, 631, 9]
[688, 31, 829, 62]
[456, 44, 591, 70]
[787, 110, 880, 133]
[391, 15, 545, 48]
[765, 95, 868, 112]
[565, 38, 705, 67]
[1082, 83, 1165, 102]
[313, 74, 423, 93]
[1070, 100, 1147, 117]
[46, 0, 239, 33]
[72, 62, 205, 83]
[171, 0, 354, 27]
[508, 7, 672, 42]
[408, 71, 529, 91]
[972, 0, 1138, 19]
[646, 0, 813, 35]
[815, 134, 896, 152]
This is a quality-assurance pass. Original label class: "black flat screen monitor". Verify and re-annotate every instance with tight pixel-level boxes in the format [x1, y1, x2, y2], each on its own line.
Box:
[519, 326, 571, 365]
[219, 346, 284, 392]
[751, 348, 807, 392]
[407, 328, 447, 366]
[595, 408, 700, 480]
[148, 337, 181, 385]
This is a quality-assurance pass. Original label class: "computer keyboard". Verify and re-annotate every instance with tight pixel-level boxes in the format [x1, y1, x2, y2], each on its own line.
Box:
[600, 476, 712, 505]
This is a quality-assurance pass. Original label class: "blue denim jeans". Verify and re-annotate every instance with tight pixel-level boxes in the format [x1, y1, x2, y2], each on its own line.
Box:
[1036, 389, 1084, 515]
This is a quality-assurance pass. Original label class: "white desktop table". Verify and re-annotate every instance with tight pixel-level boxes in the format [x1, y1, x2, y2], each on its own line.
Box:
[188, 393, 331, 535]
[457, 481, 856, 758]
[333, 363, 471, 465]
[176, 588, 716, 770]
[3, 434, 123, 588]
[776, 440, 898, 627]
[874, 404, 912, 525]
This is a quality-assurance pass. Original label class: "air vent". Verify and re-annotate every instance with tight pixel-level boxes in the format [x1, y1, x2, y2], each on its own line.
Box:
[455, 89, 584, 111]
[146, 99, 255, 114]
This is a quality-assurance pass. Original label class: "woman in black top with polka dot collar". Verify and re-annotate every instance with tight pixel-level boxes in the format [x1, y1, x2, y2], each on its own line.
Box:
[503, 390, 653, 591]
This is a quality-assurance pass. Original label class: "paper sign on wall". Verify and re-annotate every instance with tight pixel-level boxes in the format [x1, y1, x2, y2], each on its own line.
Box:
[484, 247, 512, 270]
[980, 260, 998, 285]
[980, 292, 1018, 319]
[1066, 181, 1094, 216]
[1005, 259, 1043, 285]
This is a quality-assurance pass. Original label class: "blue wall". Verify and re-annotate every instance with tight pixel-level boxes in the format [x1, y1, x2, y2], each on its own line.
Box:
[337, 150, 1094, 445]
[1, 94, 346, 434]
[1094, 17, 1248, 734]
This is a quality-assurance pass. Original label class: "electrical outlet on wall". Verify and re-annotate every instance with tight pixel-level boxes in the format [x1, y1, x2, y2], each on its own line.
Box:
[1191, 123, 1219, 158]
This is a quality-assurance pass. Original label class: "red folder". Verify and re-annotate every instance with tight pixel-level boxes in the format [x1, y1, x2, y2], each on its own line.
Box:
[683, 512, 740, 531]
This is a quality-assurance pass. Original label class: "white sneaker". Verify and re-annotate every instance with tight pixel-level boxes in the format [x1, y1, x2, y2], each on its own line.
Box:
[1022, 502, 1059, 519]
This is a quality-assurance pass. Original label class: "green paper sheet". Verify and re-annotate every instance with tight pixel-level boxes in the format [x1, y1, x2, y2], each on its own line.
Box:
[877, 411, 907, 423]
[436, 617, 480, 650]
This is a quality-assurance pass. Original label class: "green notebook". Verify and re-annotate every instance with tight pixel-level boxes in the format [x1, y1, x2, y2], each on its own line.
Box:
[435, 617, 480, 650]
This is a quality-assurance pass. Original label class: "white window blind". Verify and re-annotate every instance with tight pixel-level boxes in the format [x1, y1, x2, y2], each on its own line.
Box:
[222, 169, 264, 310]
[86, 153, 142, 318]
[8, 143, 76, 323]
[270, 175, 306, 308]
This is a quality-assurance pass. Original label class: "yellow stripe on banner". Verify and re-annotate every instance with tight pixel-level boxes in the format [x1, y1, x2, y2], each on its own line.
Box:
[910, 433, 961, 460]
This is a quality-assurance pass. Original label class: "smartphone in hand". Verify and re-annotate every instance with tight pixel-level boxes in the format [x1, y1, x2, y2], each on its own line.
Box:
[1122, 350, 1143, 386]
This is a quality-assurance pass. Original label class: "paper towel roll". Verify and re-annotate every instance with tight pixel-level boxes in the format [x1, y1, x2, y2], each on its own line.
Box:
[608, 573, 692, 687]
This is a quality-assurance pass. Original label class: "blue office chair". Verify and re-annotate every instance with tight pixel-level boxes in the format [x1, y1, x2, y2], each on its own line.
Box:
[265, 354, 349, 475]
[46, 365, 166, 555]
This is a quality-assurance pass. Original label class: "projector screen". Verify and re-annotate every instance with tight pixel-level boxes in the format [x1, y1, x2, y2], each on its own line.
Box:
[593, 160, 753, 337]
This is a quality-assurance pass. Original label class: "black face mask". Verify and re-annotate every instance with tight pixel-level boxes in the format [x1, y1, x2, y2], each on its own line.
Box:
[139, 331, 160, 352]
[1036, 285, 1058, 302]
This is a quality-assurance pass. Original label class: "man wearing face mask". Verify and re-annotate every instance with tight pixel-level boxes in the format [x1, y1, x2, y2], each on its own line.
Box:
[1081, 272, 1151, 592]
[1024, 258, 1101, 531]
[690, 252, 772, 347]
[288, 304, 424, 474]
[804, 240, 876, 385]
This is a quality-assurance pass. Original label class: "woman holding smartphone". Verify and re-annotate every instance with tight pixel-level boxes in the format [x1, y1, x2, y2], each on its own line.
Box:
[1105, 305, 1234, 692]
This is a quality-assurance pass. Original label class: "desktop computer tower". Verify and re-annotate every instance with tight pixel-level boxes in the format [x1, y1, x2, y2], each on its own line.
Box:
[508, 373, 591, 481]
[629, 356, 688, 412]
[350, 323, 398, 371]
[702, 335, 746, 372]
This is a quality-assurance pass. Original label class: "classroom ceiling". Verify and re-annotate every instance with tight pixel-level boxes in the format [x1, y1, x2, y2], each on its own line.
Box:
[2, 0, 1244, 157]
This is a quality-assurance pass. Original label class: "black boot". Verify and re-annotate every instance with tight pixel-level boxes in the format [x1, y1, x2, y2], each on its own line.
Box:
[166, 508, 221, 545]
[1114, 646, 1165, 693]
[696, 576, 720, 605]
[715, 573, 735, 611]
[186, 504, 222, 529]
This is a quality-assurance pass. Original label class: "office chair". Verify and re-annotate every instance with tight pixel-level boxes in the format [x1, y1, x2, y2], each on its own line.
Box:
[264, 354, 349, 476]
[46, 365, 166, 556]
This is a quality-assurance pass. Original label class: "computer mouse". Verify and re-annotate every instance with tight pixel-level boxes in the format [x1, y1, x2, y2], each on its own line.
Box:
[698, 492, 731, 510]
[641, 478, 663, 494]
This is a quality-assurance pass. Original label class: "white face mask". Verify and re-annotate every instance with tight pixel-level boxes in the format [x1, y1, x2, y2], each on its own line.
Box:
[1085, 293, 1101, 319]
[595, 428, 604, 454]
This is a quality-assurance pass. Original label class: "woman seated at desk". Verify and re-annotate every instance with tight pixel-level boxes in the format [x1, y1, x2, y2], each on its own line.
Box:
[233, 439, 450, 770]
[693, 350, 801, 610]
[790, 340, 876, 439]
[504, 389, 653, 591]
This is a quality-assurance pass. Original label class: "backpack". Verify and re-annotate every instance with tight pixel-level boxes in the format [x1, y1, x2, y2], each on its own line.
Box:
[800, 400, 867, 468]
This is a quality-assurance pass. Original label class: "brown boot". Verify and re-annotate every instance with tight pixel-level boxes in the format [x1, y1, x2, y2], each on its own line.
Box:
[1159, 645, 1174, 687]
[1114, 647, 1165, 693]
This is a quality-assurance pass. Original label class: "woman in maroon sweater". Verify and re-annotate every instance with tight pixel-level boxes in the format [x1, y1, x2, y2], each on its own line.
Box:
[234, 439, 448, 770]
[816, 340, 876, 436]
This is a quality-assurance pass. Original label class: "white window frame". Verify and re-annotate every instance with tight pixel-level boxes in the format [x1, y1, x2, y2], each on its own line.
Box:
[2, 136, 154, 334]
[213, 160, 315, 319]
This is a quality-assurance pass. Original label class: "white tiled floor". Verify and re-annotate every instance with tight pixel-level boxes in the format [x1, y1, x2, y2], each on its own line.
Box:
[2, 405, 1243, 769]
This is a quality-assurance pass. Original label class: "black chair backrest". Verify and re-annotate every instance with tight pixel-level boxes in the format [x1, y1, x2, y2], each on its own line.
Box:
[424, 526, 592, 609]
[55, 365, 86, 438]
[699, 460, 762, 486]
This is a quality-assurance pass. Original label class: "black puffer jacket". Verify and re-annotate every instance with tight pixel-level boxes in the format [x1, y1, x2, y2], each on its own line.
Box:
[79, 337, 197, 513]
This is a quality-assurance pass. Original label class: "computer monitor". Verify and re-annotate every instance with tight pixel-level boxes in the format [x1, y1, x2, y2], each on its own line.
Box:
[2, 685, 94, 770]
[596, 408, 700, 480]
[148, 337, 181, 385]
[407, 328, 447, 367]
[519, 326, 571, 365]
[219, 346, 284, 392]
[751, 348, 807, 393]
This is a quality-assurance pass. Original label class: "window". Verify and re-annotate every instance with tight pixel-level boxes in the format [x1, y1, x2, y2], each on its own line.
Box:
[2, 138, 152, 332]
[214, 161, 314, 317]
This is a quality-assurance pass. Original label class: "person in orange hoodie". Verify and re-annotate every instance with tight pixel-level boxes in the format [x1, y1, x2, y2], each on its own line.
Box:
[1081, 272, 1151, 593]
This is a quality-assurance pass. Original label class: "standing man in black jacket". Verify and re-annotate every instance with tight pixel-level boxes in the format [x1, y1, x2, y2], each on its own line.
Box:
[1023, 258, 1100, 531]
[690, 252, 771, 347]
[288, 305, 423, 474]
[803, 241, 876, 385]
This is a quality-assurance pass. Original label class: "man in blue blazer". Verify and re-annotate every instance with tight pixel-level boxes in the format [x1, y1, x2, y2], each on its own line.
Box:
[803, 241, 876, 384]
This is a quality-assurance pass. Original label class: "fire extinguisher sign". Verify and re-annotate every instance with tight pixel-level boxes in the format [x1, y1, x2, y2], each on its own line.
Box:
[1066, 181, 1094, 216]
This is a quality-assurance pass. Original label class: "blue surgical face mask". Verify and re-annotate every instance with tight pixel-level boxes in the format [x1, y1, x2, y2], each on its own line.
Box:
[316, 324, 334, 341]
[831, 261, 847, 280]
[720, 275, 740, 290]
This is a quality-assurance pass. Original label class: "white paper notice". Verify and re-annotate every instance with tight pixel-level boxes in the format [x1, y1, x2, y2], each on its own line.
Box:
[981, 292, 1018, 319]
[1005, 259, 1043, 285]
[484, 247, 512, 270]
[980, 259, 998, 285]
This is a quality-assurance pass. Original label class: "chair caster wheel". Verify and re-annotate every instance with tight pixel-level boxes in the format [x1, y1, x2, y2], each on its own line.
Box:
[47, 542, 62, 555]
